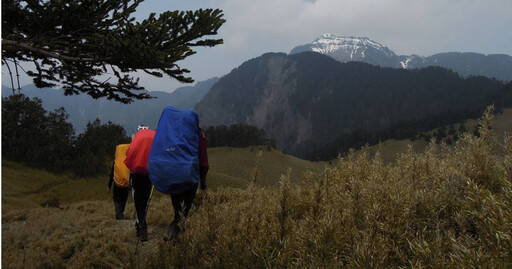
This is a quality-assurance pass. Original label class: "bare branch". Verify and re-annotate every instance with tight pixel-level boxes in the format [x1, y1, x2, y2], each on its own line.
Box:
[2, 59, 16, 94]
[13, 58, 22, 93]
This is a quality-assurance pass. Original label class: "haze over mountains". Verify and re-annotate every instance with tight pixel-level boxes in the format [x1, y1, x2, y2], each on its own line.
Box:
[2, 78, 219, 133]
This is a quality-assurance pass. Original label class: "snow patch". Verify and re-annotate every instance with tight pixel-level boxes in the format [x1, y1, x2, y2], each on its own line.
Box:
[309, 34, 396, 58]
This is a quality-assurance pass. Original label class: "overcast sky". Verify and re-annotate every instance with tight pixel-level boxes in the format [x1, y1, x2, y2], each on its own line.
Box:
[3, 0, 512, 93]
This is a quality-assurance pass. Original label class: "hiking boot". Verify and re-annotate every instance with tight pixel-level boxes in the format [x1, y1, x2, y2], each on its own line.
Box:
[163, 223, 180, 242]
[135, 223, 141, 237]
[139, 226, 148, 242]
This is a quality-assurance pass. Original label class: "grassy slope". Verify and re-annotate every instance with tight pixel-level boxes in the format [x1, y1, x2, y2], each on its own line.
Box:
[2, 108, 508, 213]
[2, 109, 510, 268]
[3, 111, 511, 267]
[365, 108, 512, 163]
[2, 146, 325, 213]
[1, 162, 110, 214]
[208, 146, 326, 188]
[1, 147, 325, 268]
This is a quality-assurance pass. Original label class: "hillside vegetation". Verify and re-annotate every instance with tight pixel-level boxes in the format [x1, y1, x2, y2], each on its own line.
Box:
[2, 147, 324, 214]
[2, 107, 511, 268]
[2, 146, 324, 268]
[366, 108, 512, 163]
[196, 51, 512, 160]
[1, 162, 109, 214]
[208, 146, 325, 187]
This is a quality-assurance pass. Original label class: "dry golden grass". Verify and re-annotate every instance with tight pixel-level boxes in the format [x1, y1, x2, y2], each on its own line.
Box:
[207, 146, 326, 187]
[1, 144, 324, 268]
[2, 162, 109, 214]
[366, 108, 512, 163]
[2, 146, 324, 214]
[2, 107, 511, 268]
[152, 107, 512, 268]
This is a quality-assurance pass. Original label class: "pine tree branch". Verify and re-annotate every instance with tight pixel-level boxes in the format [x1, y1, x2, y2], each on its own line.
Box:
[2, 40, 107, 63]
[2, 1, 226, 103]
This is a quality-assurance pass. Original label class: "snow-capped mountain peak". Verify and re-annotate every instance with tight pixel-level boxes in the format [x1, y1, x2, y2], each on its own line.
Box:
[289, 34, 512, 80]
[290, 34, 397, 62]
[310, 34, 396, 57]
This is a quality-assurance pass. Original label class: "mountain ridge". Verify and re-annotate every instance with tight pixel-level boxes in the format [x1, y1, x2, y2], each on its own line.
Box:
[2, 77, 219, 133]
[290, 34, 512, 81]
[195, 51, 512, 159]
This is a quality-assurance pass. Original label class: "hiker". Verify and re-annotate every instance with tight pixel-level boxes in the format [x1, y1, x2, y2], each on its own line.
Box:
[167, 128, 209, 240]
[107, 144, 131, 220]
[148, 106, 209, 241]
[124, 128, 156, 241]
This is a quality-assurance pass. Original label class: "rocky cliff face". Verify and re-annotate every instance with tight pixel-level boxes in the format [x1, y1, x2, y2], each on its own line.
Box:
[196, 53, 312, 152]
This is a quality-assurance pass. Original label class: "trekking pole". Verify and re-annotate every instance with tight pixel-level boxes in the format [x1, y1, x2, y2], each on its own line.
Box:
[143, 185, 155, 227]
[129, 175, 137, 221]
[134, 185, 155, 257]
[131, 187, 137, 221]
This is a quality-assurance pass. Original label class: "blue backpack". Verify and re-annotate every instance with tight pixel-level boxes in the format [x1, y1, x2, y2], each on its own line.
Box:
[148, 106, 200, 194]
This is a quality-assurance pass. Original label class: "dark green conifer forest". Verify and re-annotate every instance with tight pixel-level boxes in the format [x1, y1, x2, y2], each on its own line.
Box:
[2, 95, 129, 176]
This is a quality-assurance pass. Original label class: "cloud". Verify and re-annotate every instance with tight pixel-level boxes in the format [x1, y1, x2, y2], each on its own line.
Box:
[215, 0, 512, 55]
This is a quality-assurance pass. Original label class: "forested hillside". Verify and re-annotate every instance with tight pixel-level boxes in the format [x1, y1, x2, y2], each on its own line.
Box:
[196, 52, 512, 160]
[1, 95, 130, 176]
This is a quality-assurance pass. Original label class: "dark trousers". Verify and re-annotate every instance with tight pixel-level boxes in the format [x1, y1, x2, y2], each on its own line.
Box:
[112, 184, 130, 220]
[168, 184, 198, 238]
[131, 174, 152, 229]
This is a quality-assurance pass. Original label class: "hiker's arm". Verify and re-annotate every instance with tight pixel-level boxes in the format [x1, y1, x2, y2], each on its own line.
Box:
[199, 130, 209, 190]
[108, 162, 114, 190]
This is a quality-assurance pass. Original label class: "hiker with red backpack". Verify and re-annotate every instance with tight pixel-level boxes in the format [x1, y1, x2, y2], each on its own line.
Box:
[124, 127, 156, 241]
[148, 106, 209, 241]
[107, 144, 131, 220]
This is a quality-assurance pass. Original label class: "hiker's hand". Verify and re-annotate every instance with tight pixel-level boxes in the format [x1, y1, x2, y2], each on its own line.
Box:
[107, 187, 111, 193]
[200, 182, 207, 190]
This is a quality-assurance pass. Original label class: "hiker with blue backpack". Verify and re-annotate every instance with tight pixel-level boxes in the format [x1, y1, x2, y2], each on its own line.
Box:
[124, 128, 156, 241]
[148, 106, 209, 241]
